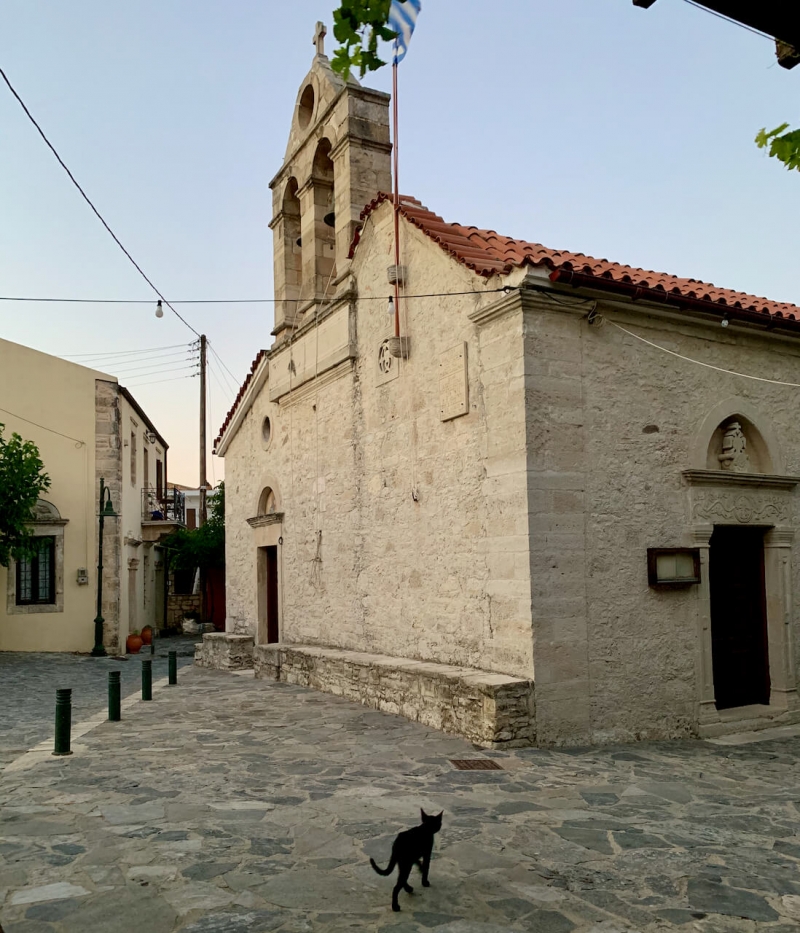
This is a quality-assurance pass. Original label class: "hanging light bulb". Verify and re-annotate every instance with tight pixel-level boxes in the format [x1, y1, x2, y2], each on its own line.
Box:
[721, 315, 729, 328]
[155, 300, 164, 319]
[387, 295, 394, 318]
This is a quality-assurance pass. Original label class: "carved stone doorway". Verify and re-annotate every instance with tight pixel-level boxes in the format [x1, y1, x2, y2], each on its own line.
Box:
[709, 525, 770, 709]
[257, 545, 280, 645]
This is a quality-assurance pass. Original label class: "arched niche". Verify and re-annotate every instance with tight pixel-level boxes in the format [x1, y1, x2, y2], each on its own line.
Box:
[253, 475, 282, 517]
[32, 499, 62, 521]
[690, 398, 782, 475]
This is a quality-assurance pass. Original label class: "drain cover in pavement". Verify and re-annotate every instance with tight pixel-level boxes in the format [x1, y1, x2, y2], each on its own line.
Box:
[450, 758, 503, 771]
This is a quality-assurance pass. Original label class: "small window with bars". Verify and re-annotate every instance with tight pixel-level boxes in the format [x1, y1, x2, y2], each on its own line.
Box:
[16, 537, 56, 605]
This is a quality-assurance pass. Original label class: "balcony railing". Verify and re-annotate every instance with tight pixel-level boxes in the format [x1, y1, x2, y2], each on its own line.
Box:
[142, 486, 185, 524]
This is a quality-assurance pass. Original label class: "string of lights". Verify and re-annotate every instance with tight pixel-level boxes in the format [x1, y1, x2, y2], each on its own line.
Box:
[0, 65, 202, 339]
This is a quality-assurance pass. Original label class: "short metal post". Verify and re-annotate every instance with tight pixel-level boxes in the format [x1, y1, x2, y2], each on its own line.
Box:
[108, 671, 121, 721]
[53, 689, 73, 756]
[141, 658, 152, 701]
[168, 650, 177, 685]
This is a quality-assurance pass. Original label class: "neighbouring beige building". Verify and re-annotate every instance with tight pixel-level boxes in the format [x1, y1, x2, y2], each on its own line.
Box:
[0, 338, 183, 653]
[202, 34, 800, 747]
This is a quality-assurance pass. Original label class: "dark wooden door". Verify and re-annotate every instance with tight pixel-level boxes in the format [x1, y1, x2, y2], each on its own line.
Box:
[709, 526, 770, 709]
[266, 545, 279, 644]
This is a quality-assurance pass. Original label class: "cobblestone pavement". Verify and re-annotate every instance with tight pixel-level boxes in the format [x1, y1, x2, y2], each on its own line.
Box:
[3, 666, 800, 933]
[0, 638, 198, 768]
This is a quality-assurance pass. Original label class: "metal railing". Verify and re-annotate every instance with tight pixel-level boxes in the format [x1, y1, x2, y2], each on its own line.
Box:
[142, 486, 185, 524]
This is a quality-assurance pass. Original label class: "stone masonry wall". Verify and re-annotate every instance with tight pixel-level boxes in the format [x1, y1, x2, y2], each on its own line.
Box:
[526, 296, 800, 745]
[253, 643, 535, 747]
[223, 207, 534, 682]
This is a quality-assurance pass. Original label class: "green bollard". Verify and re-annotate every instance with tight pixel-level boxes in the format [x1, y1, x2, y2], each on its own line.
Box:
[53, 688, 73, 756]
[142, 658, 152, 701]
[108, 671, 121, 721]
[168, 650, 177, 685]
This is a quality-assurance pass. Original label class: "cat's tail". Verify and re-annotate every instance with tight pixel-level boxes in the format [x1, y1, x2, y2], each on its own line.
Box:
[370, 856, 396, 876]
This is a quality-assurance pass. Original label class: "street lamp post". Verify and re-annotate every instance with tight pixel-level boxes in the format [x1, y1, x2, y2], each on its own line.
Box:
[92, 477, 118, 657]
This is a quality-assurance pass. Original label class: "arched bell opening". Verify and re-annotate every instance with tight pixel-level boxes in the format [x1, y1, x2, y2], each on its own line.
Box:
[311, 138, 337, 296]
[281, 178, 302, 311]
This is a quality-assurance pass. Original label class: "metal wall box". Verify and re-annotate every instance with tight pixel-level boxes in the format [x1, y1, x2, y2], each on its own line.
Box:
[647, 548, 701, 587]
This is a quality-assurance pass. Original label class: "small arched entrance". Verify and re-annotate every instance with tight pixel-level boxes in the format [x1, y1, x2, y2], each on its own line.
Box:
[247, 484, 283, 646]
[685, 400, 800, 731]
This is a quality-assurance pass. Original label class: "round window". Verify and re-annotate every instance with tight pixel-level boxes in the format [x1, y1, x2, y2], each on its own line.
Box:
[262, 416, 272, 448]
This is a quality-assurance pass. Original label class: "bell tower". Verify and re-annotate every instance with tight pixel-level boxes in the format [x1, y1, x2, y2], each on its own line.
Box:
[269, 22, 392, 343]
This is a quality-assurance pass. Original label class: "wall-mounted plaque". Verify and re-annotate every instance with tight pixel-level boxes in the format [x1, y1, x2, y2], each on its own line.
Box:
[439, 342, 468, 421]
[647, 548, 701, 587]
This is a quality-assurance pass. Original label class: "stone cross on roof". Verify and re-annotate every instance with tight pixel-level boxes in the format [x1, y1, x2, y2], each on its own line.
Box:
[313, 21, 327, 56]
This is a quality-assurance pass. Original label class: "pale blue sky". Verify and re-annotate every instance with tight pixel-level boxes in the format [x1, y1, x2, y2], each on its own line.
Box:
[1, 1, 798, 483]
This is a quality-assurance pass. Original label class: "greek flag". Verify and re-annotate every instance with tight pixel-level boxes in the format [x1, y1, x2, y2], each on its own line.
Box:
[389, 0, 421, 64]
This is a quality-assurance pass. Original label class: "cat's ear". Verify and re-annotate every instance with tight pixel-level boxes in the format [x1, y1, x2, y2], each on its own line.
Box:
[420, 808, 428, 820]
[435, 811, 443, 818]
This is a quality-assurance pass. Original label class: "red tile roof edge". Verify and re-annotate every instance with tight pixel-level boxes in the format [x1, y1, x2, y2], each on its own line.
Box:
[218, 196, 800, 448]
[213, 349, 268, 452]
[356, 193, 800, 322]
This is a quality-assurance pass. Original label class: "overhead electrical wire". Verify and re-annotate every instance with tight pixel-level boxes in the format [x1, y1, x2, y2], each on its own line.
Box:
[125, 373, 199, 389]
[207, 342, 239, 395]
[63, 343, 190, 359]
[86, 349, 198, 371]
[681, 0, 774, 41]
[103, 362, 199, 380]
[0, 287, 516, 305]
[0, 65, 200, 338]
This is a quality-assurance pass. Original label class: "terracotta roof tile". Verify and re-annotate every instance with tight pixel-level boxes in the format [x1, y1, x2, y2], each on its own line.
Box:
[217, 195, 800, 450]
[359, 193, 800, 322]
[213, 349, 267, 452]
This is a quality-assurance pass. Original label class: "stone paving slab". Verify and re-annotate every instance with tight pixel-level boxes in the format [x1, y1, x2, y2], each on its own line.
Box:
[0, 639, 198, 767]
[2, 662, 800, 931]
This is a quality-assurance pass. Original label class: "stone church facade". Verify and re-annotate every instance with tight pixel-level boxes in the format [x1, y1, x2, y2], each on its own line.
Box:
[203, 37, 800, 747]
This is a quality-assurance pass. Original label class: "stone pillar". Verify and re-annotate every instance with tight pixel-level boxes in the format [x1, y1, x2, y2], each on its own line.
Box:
[764, 527, 798, 711]
[690, 524, 716, 727]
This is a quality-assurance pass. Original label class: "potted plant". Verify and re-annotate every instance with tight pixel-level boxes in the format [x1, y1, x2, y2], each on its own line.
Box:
[141, 625, 153, 646]
[126, 629, 143, 654]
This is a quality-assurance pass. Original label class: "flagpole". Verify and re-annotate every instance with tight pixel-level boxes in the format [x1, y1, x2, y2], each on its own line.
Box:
[392, 47, 401, 340]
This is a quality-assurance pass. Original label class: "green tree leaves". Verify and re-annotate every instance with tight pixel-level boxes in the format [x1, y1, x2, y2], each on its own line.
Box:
[330, 1, 397, 78]
[166, 482, 225, 573]
[0, 423, 51, 568]
[755, 123, 800, 173]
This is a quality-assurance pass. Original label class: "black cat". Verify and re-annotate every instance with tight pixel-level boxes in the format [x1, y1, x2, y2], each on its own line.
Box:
[370, 809, 443, 911]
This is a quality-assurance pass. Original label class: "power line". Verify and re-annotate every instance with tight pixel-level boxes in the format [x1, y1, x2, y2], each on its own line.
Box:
[0, 287, 516, 305]
[125, 373, 199, 389]
[0, 406, 85, 445]
[87, 348, 198, 369]
[63, 343, 189, 358]
[207, 342, 239, 394]
[207, 355, 235, 400]
[105, 361, 199, 379]
[681, 0, 773, 41]
[0, 65, 200, 338]
[84, 353, 198, 373]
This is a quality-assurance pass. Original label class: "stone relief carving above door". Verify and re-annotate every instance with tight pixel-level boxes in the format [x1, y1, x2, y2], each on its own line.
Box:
[692, 490, 788, 524]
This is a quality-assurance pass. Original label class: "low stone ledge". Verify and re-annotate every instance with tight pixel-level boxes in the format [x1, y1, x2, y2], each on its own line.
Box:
[195, 633, 254, 671]
[253, 643, 535, 748]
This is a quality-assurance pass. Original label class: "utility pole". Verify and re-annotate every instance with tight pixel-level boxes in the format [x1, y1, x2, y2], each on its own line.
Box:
[199, 334, 208, 526]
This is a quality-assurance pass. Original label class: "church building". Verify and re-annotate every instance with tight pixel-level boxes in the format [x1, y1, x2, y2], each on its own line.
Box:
[201, 28, 800, 747]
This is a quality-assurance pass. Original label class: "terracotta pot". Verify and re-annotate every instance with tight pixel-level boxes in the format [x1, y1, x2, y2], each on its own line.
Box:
[126, 633, 143, 654]
[140, 626, 153, 646]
